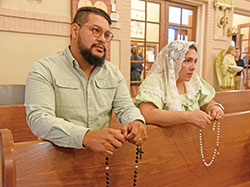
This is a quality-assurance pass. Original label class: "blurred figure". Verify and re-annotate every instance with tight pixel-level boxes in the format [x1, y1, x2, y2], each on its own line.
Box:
[243, 47, 250, 89]
[215, 49, 225, 90]
[243, 47, 250, 67]
[221, 46, 237, 91]
[131, 46, 144, 98]
[234, 47, 246, 90]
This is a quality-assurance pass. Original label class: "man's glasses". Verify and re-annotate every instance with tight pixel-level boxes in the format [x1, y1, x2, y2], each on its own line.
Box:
[77, 24, 114, 42]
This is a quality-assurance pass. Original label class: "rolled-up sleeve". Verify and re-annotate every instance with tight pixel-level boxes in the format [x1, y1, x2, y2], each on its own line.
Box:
[112, 70, 145, 124]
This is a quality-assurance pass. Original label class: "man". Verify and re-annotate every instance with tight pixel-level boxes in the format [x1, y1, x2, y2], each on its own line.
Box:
[234, 47, 246, 90]
[25, 7, 147, 156]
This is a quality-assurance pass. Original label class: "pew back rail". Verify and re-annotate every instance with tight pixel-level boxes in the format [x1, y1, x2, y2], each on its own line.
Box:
[1, 111, 250, 186]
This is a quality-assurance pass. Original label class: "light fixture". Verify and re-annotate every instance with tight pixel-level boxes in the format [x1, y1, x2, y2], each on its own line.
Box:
[218, 16, 228, 28]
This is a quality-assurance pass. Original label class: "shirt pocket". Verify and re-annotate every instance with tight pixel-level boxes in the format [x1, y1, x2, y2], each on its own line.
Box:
[55, 79, 83, 108]
[95, 79, 117, 106]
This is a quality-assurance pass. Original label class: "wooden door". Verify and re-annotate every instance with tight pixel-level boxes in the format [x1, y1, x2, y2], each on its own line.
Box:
[236, 23, 250, 89]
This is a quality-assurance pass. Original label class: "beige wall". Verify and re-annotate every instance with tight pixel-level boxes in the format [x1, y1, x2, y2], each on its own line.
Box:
[1, 0, 69, 15]
[1, 0, 250, 91]
[110, 0, 131, 87]
[0, 32, 69, 84]
[201, 0, 232, 91]
[233, 14, 250, 27]
[0, 0, 71, 85]
[0, 0, 131, 86]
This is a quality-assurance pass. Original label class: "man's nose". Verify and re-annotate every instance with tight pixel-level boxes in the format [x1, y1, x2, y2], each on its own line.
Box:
[96, 33, 106, 43]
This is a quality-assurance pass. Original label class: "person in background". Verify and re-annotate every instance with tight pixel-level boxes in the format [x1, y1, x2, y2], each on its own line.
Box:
[131, 45, 144, 98]
[221, 46, 237, 91]
[243, 47, 250, 67]
[243, 47, 249, 89]
[25, 7, 147, 156]
[134, 40, 224, 128]
[234, 47, 246, 90]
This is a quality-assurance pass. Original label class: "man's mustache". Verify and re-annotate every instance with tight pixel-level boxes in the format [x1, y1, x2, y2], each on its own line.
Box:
[91, 44, 106, 52]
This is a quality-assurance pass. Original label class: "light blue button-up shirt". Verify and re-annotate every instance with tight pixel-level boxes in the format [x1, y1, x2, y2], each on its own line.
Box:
[25, 47, 145, 148]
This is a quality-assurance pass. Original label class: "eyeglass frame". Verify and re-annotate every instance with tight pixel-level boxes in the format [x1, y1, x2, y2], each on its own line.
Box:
[76, 23, 114, 42]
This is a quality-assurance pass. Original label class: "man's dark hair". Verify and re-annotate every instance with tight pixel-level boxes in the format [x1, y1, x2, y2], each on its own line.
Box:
[72, 6, 112, 26]
[189, 44, 197, 52]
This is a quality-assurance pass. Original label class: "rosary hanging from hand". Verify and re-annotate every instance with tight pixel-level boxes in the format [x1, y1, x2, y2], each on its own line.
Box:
[105, 140, 144, 187]
[199, 120, 221, 167]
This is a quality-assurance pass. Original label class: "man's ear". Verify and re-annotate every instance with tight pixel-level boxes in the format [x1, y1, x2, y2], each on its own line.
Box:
[70, 23, 79, 40]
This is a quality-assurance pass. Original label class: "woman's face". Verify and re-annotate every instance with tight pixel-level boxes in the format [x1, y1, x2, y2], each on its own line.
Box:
[137, 47, 143, 55]
[177, 48, 197, 83]
[235, 49, 241, 58]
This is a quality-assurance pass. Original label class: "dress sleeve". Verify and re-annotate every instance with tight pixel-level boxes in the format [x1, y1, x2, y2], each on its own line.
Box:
[198, 78, 216, 107]
[134, 74, 165, 109]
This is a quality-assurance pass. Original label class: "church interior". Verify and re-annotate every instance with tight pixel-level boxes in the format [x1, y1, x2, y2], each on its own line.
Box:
[0, 0, 250, 186]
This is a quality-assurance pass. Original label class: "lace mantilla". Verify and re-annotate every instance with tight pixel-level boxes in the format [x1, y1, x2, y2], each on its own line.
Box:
[140, 40, 200, 111]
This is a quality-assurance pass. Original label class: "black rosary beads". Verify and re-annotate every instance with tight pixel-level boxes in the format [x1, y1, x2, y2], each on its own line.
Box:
[105, 144, 144, 187]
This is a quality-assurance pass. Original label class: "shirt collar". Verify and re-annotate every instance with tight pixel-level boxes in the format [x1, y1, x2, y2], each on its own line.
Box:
[63, 46, 105, 68]
[63, 46, 105, 78]
[63, 46, 80, 68]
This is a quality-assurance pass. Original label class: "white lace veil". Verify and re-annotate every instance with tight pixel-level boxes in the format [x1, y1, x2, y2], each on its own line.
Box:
[140, 40, 201, 111]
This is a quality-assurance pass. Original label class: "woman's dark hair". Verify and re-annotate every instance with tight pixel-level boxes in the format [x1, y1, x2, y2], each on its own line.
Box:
[189, 44, 197, 52]
[131, 47, 137, 60]
[72, 6, 112, 26]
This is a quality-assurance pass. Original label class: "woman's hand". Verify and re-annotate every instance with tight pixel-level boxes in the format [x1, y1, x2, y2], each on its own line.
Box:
[207, 105, 224, 121]
[190, 110, 213, 129]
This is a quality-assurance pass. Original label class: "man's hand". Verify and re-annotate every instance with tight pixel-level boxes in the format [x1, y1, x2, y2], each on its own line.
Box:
[82, 128, 125, 156]
[121, 120, 148, 145]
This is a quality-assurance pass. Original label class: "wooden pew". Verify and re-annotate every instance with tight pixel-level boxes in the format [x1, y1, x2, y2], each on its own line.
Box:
[214, 90, 250, 113]
[0, 105, 37, 142]
[1, 89, 249, 143]
[0, 105, 120, 143]
[1, 111, 250, 187]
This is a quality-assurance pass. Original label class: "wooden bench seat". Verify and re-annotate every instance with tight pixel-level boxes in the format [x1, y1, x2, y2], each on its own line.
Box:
[1, 111, 250, 187]
[214, 90, 250, 113]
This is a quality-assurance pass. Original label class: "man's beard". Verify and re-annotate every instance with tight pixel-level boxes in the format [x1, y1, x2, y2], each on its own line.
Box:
[77, 36, 106, 66]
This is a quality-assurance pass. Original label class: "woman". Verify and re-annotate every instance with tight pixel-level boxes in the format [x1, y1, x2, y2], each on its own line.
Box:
[131, 46, 144, 98]
[234, 47, 246, 90]
[134, 40, 224, 128]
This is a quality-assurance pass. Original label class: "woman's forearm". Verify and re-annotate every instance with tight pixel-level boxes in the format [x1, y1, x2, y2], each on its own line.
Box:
[139, 103, 190, 127]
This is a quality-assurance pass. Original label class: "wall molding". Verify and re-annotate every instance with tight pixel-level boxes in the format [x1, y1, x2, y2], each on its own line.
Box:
[234, 7, 250, 17]
[0, 7, 70, 37]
